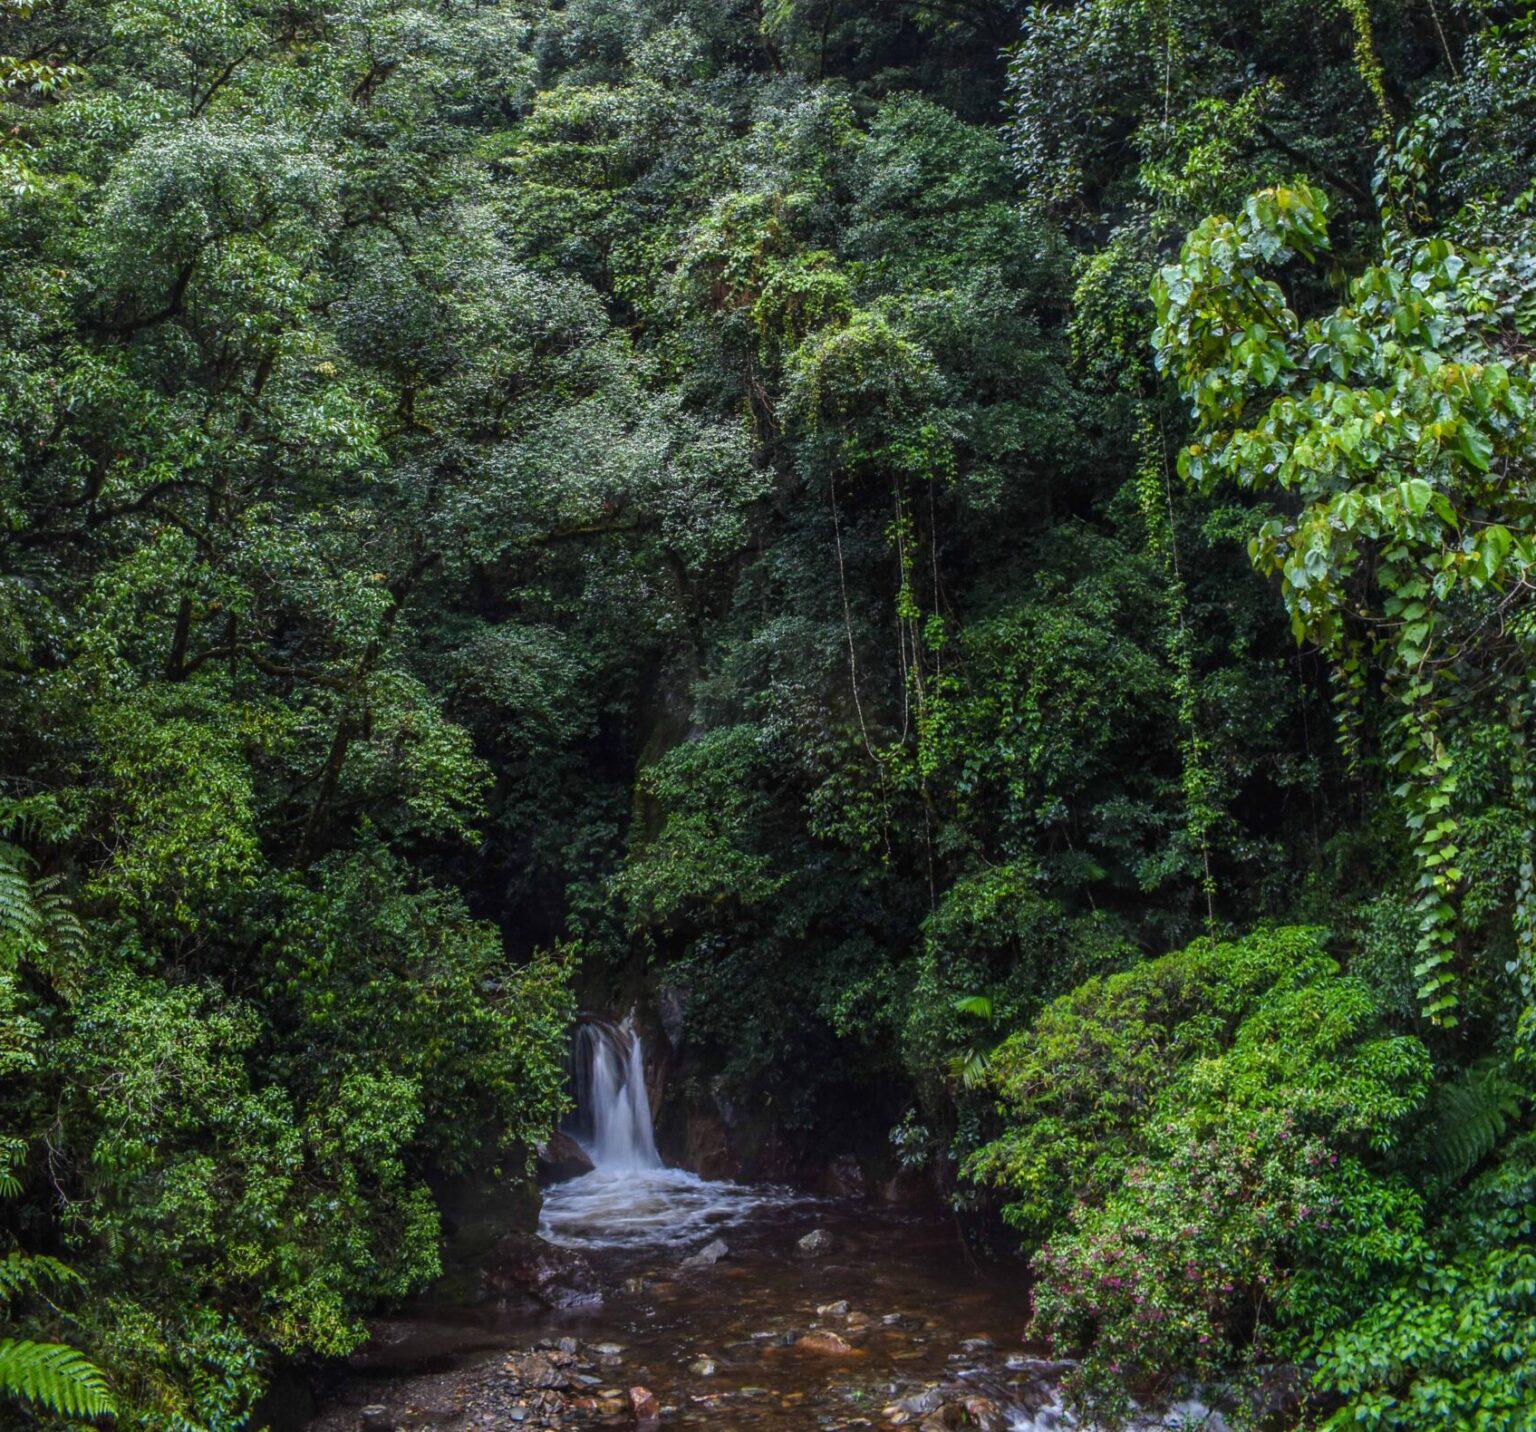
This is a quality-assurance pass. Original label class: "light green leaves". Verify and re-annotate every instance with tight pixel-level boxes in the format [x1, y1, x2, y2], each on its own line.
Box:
[1154, 171, 1536, 1028]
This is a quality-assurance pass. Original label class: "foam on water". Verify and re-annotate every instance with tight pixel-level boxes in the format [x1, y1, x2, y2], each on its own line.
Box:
[539, 1165, 797, 1250]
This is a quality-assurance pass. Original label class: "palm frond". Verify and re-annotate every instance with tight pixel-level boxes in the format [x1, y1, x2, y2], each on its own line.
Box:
[953, 994, 993, 1020]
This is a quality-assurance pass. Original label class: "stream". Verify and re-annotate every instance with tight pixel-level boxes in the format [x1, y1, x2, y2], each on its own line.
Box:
[308, 1021, 1223, 1432]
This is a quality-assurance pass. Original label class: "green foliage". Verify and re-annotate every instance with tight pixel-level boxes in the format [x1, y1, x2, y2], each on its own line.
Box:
[1315, 1134, 1536, 1428]
[969, 927, 1432, 1412]
[0, 1339, 114, 1420]
[1154, 163, 1536, 1026]
[1, 0, 1532, 1426]
[1423, 1058, 1525, 1185]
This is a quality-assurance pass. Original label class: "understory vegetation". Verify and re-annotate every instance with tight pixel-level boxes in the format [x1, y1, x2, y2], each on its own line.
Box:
[1, 0, 1534, 1426]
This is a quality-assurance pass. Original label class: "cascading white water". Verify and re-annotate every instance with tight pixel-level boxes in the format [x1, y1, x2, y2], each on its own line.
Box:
[570, 1015, 661, 1172]
[539, 1012, 798, 1250]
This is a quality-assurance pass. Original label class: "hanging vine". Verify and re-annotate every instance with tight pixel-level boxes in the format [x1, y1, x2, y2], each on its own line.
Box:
[1134, 406, 1218, 929]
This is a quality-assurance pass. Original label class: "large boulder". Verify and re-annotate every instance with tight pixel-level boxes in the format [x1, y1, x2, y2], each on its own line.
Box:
[795, 1330, 860, 1357]
[680, 1238, 729, 1270]
[483, 1232, 601, 1310]
[536, 1130, 595, 1185]
[797, 1227, 834, 1256]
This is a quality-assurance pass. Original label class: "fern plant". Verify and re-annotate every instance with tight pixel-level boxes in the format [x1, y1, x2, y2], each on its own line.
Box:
[0, 842, 87, 985]
[1425, 1059, 1525, 1185]
[0, 1340, 114, 1420]
[0, 843, 41, 967]
[0, 852, 112, 1422]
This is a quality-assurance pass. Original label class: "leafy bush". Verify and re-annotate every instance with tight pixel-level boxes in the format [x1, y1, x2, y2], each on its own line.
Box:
[1315, 1134, 1536, 1428]
[969, 927, 1432, 1412]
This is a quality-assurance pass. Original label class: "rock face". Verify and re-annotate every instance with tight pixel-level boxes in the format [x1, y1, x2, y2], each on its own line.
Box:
[880, 1162, 941, 1206]
[482, 1233, 601, 1310]
[817, 1153, 868, 1198]
[684, 1108, 736, 1180]
[797, 1227, 834, 1256]
[535, 1131, 595, 1185]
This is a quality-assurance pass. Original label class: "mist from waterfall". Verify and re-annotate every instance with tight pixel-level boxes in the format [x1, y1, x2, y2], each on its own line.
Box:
[569, 1015, 661, 1173]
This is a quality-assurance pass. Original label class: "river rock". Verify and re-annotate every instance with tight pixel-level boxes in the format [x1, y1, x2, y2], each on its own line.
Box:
[817, 1300, 850, 1317]
[357, 1407, 391, 1432]
[688, 1356, 717, 1376]
[889, 1389, 944, 1417]
[680, 1238, 729, 1269]
[503, 1350, 575, 1391]
[797, 1227, 834, 1256]
[795, 1330, 859, 1356]
[964, 1395, 1009, 1431]
[483, 1233, 601, 1311]
[535, 1131, 594, 1185]
[629, 1385, 660, 1427]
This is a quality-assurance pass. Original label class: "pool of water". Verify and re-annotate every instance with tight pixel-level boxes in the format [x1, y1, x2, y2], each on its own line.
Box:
[307, 1167, 1085, 1431]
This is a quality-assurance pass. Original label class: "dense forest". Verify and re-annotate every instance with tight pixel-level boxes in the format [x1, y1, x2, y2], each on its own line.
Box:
[2, 0, 1534, 1427]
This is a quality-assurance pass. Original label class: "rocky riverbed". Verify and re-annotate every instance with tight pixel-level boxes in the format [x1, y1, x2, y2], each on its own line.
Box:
[307, 1176, 1232, 1432]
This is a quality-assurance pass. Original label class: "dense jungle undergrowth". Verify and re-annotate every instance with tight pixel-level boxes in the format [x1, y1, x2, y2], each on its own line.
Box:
[2, 0, 1535, 1426]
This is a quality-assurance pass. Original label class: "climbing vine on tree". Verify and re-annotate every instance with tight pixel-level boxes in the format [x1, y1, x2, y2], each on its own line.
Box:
[1154, 174, 1536, 1027]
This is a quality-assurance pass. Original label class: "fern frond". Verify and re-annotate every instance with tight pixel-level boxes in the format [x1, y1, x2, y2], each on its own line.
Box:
[0, 1339, 113, 1419]
[0, 845, 41, 969]
[0, 1252, 84, 1304]
[1427, 1059, 1524, 1184]
[32, 876, 87, 988]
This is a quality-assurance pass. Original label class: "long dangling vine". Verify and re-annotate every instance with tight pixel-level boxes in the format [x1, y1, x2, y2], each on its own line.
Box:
[1509, 691, 1536, 1052]
[1135, 407, 1217, 929]
[1336, 0, 1393, 132]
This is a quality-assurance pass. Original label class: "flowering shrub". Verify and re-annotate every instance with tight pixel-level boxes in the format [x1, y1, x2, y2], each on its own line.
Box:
[969, 928, 1432, 1418]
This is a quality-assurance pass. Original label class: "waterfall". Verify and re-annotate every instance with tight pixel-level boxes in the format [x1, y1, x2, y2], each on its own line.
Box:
[543, 1013, 798, 1249]
[569, 1014, 661, 1172]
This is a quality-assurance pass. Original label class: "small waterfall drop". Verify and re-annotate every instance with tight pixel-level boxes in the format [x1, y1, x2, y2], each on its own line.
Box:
[539, 1012, 799, 1251]
[569, 1015, 661, 1172]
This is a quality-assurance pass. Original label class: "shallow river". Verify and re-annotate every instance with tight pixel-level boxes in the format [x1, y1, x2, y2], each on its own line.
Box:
[308, 1166, 1223, 1432]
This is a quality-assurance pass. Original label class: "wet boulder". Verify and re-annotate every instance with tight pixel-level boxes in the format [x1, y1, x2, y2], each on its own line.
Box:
[680, 1238, 729, 1269]
[483, 1233, 601, 1310]
[797, 1227, 834, 1256]
[502, 1350, 576, 1392]
[535, 1132, 594, 1185]
[794, 1330, 860, 1357]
